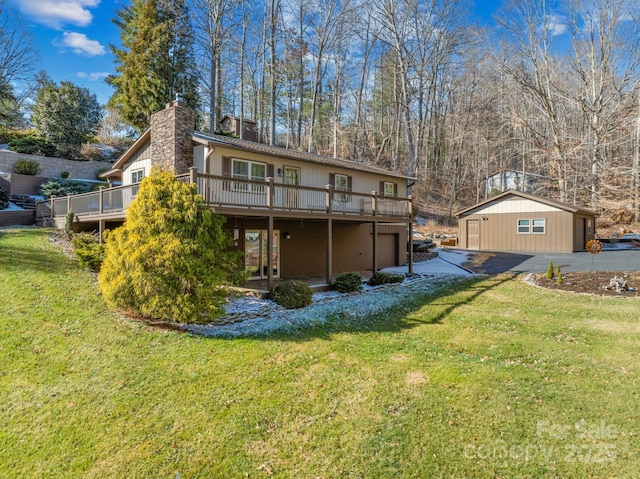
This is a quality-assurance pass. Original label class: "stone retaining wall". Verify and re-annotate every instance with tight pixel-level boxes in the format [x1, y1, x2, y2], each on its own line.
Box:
[0, 210, 36, 227]
[0, 150, 113, 180]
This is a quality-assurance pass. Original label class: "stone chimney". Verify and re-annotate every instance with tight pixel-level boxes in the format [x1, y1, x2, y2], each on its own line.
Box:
[150, 93, 195, 174]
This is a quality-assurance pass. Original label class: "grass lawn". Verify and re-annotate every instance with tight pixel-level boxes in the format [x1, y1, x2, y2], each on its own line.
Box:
[1, 227, 639, 478]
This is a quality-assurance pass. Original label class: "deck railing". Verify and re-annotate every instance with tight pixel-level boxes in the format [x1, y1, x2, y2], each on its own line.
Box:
[37, 170, 412, 220]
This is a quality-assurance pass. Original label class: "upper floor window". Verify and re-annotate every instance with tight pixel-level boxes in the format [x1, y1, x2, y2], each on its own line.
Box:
[232, 159, 266, 193]
[334, 173, 348, 201]
[131, 169, 144, 184]
[232, 159, 266, 181]
[383, 181, 395, 197]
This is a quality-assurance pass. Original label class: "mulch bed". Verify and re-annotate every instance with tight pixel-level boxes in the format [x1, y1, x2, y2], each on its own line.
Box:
[531, 271, 640, 297]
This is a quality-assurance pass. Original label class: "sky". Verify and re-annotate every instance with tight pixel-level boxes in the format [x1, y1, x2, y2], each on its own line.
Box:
[9, 0, 502, 107]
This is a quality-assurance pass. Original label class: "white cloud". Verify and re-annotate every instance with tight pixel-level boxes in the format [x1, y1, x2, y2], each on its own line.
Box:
[14, 0, 100, 29]
[55, 32, 106, 56]
[77, 71, 110, 81]
[542, 14, 568, 37]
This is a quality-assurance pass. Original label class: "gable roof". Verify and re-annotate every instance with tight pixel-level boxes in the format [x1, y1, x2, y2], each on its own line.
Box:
[455, 189, 597, 217]
[192, 131, 413, 180]
[105, 128, 412, 181]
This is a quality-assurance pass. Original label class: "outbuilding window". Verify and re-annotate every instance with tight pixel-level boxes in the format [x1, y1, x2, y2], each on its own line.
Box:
[517, 219, 530, 234]
[518, 218, 545, 234]
[532, 218, 545, 234]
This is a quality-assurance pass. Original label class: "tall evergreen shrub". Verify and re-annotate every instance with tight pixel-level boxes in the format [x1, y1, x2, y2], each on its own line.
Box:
[98, 169, 243, 323]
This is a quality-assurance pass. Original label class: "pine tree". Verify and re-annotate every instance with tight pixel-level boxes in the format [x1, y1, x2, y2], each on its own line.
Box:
[107, 0, 199, 132]
[98, 169, 244, 323]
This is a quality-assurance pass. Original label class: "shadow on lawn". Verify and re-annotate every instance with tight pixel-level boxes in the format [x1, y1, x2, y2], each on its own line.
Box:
[0, 228, 77, 275]
[254, 273, 519, 342]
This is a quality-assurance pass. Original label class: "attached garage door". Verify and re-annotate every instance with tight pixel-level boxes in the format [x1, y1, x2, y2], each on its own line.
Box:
[377, 233, 398, 268]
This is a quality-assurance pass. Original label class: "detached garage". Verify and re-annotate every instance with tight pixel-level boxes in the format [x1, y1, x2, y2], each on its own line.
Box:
[455, 190, 597, 252]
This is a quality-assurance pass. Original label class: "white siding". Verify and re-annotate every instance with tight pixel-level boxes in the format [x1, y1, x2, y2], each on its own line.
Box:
[471, 198, 563, 215]
[122, 158, 152, 186]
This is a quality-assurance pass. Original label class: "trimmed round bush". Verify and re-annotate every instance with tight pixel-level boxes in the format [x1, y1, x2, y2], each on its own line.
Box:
[71, 232, 105, 271]
[333, 272, 363, 293]
[12, 159, 41, 175]
[271, 280, 313, 309]
[368, 271, 405, 286]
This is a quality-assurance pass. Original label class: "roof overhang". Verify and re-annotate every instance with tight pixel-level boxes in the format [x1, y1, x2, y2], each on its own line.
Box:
[455, 189, 597, 217]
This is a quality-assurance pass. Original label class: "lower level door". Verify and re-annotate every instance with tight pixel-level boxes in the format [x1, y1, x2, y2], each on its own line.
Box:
[245, 230, 280, 280]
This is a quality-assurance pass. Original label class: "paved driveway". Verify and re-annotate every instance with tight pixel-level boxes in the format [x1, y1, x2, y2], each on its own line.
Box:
[460, 246, 640, 274]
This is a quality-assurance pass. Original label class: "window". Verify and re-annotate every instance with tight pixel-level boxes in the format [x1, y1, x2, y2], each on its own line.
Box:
[335, 173, 348, 201]
[232, 159, 266, 192]
[517, 219, 530, 234]
[532, 218, 545, 234]
[131, 169, 144, 184]
[383, 181, 395, 197]
[518, 218, 546, 234]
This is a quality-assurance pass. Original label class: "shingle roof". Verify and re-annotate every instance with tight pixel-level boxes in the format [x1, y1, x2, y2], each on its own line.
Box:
[192, 131, 413, 180]
[454, 189, 597, 217]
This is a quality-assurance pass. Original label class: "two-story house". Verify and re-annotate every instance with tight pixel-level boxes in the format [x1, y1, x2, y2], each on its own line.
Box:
[40, 98, 414, 290]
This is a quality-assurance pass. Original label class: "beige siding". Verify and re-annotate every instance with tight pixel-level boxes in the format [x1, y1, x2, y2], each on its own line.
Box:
[206, 146, 406, 198]
[459, 211, 574, 252]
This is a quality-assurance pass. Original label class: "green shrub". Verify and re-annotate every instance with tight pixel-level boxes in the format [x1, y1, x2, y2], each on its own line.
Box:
[71, 233, 105, 271]
[556, 265, 563, 284]
[333, 272, 363, 293]
[271, 280, 313, 309]
[98, 169, 243, 323]
[12, 159, 41, 175]
[9, 136, 57, 157]
[546, 261, 554, 280]
[60, 171, 70, 179]
[65, 210, 75, 238]
[40, 179, 93, 198]
[0, 186, 9, 210]
[368, 271, 405, 286]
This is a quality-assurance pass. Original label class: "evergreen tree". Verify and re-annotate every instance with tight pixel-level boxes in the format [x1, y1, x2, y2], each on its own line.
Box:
[31, 75, 102, 148]
[107, 0, 199, 133]
[98, 169, 244, 323]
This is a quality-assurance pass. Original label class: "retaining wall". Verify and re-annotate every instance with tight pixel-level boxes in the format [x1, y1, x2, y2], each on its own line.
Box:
[0, 149, 113, 180]
[0, 210, 36, 227]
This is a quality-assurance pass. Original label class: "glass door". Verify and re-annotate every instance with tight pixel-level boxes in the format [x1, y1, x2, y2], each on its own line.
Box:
[284, 166, 300, 209]
[245, 230, 280, 280]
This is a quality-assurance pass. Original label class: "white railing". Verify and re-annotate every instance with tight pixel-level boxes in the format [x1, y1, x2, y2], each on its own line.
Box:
[37, 170, 412, 220]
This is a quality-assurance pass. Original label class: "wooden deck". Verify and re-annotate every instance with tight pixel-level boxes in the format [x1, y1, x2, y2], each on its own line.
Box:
[36, 169, 412, 224]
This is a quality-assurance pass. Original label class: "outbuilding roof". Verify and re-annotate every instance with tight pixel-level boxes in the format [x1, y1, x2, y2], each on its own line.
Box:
[455, 189, 597, 217]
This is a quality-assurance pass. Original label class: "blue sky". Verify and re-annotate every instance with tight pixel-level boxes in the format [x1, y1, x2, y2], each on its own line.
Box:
[10, 0, 501, 106]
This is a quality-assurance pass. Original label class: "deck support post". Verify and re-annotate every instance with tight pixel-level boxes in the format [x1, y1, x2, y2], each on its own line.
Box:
[267, 215, 274, 291]
[408, 220, 414, 275]
[326, 218, 333, 286]
[372, 220, 378, 274]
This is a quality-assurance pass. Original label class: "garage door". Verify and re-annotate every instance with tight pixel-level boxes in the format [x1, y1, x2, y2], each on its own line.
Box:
[377, 233, 398, 268]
